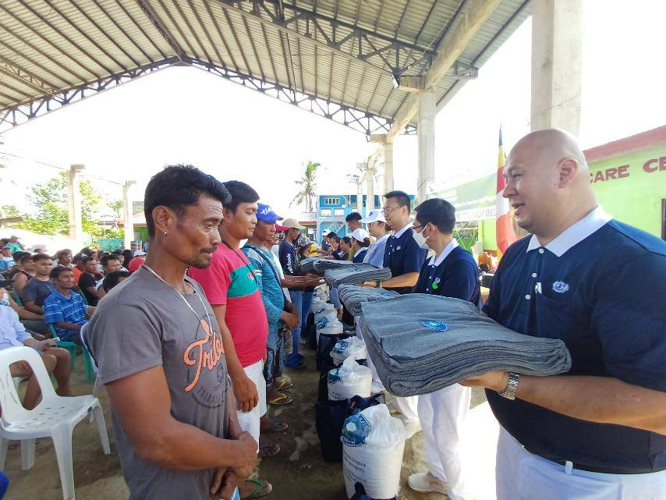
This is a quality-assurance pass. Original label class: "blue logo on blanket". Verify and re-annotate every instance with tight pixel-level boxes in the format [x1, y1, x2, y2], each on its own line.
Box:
[342, 413, 371, 447]
[420, 320, 449, 332]
[316, 317, 330, 329]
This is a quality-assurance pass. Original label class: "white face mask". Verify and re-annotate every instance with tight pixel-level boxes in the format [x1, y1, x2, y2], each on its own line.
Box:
[412, 225, 430, 249]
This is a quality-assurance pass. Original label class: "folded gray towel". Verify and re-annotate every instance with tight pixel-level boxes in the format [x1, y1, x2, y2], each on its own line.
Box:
[324, 264, 392, 288]
[359, 294, 572, 396]
[338, 284, 399, 316]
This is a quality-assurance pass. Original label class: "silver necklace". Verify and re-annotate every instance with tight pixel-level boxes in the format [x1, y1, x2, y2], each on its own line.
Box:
[141, 264, 213, 328]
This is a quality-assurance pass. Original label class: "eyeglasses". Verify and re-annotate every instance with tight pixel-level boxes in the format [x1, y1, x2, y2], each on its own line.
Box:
[412, 223, 425, 232]
[382, 206, 400, 215]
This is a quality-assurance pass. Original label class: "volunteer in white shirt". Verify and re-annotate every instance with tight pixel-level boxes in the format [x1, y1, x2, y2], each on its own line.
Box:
[361, 210, 390, 267]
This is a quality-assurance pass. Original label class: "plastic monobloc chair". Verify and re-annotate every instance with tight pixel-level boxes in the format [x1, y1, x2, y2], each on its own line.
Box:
[0, 346, 110, 500]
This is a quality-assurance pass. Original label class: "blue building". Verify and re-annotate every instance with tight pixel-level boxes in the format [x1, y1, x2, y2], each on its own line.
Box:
[316, 194, 379, 240]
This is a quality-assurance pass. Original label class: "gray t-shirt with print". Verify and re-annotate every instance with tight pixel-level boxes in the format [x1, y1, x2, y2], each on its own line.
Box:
[88, 267, 229, 500]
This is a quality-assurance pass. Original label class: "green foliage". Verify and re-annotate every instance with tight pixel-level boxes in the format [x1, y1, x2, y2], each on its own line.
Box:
[11, 172, 119, 238]
[290, 160, 321, 211]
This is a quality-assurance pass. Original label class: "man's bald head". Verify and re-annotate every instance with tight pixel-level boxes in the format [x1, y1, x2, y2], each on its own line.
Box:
[511, 128, 588, 177]
[503, 129, 597, 243]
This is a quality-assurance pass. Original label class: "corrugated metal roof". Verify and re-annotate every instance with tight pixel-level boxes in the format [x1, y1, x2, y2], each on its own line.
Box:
[0, 0, 530, 134]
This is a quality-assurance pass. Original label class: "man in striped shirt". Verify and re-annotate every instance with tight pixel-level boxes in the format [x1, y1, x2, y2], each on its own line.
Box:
[44, 266, 95, 343]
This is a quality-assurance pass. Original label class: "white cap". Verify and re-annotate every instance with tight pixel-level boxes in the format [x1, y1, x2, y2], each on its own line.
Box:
[281, 218, 304, 230]
[351, 228, 369, 242]
[360, 210, 386, 224]
[134, 250, 146, 257]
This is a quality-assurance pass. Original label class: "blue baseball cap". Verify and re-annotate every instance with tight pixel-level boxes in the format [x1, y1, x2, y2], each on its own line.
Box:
[256, 203, 283, 223]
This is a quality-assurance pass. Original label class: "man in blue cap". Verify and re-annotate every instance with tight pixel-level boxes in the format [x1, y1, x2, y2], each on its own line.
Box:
[243, 204, 300, 411]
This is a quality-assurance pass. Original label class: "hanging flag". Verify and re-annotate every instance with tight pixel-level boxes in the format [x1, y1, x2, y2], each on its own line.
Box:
[496, 127, 517, 256]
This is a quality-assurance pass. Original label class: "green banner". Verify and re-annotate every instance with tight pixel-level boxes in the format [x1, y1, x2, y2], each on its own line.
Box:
[432, 173, 496, 222]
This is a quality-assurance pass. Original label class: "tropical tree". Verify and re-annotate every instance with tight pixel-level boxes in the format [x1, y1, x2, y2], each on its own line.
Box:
[11, 172, 120, 238]
[290, 160, 320, 211]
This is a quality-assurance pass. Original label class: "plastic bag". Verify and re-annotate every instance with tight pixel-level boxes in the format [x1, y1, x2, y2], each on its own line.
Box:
[342, 404, 406, 499]
[317, 333, 351, 372]
[315, 394, 383, 463]
[328, 356, 372, 401]
[331, 337, 368, 365]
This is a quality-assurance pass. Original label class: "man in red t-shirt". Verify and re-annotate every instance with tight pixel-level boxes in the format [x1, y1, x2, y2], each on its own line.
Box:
[189, 180, 272, 499]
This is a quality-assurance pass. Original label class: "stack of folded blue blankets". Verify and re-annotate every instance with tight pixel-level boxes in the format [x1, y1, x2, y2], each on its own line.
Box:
[300, 258, 356, 274]
[358, 294, 572, 396]
[338, 284, 399, 316]
[324, 264, 392, 288]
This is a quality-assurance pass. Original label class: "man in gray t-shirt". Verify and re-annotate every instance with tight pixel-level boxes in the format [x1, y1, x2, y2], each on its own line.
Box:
[88, 165, 256, 500]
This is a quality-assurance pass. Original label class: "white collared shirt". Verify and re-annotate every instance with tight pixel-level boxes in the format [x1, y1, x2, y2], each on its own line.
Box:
[427, 238, 459, 267]
[392, 223, 413, 239]
[526, 206, 612, 257]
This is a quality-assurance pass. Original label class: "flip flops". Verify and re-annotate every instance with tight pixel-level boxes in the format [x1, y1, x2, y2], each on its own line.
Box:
[268, 392, 293, 406]
[240, 478, 273, 500]
[262, 420, 289, 433]
[275, 380, 293, 391]
[258, 440, 280, 458]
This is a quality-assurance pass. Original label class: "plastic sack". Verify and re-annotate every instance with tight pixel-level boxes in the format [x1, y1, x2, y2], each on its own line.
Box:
[331, 337, 368, 365]
[328, 356, 372, 401]
[317, 333, 351, 372]
[342, 404, 406, 499]
[315, 394, 383, 463]
[319, 321, 343, 337]
[315, 304, 336, 321]
[315, 312, 338, 330]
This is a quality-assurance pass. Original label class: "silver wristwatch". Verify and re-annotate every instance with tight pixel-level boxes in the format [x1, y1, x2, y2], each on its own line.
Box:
[498, 372, 520, 400]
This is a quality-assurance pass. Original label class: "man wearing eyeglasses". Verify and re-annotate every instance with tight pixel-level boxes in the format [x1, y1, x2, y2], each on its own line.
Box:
[378, 190, 428, 294]
[375, 190, 428, 438]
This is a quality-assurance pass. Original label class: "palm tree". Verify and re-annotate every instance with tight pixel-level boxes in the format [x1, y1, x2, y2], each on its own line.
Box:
[290, 160, 321, 211]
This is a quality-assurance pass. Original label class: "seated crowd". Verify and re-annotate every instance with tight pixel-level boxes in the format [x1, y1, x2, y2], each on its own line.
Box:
[0, 237, 143, 408]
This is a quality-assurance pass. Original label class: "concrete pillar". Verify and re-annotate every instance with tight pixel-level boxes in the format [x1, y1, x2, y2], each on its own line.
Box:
[417, 91, 436, 203]
[366, 168, 375, 216]
[370, 134, 394, 195]
[67, 164, 85, 245]
[383, 141, 394, 194]
[123, 180, 136, 250]
[531, 0, 583, 135]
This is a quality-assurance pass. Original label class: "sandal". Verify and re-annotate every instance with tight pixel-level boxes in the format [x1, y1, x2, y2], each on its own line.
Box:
[262, 420, 288, 433]
[240, 478, 273, 500]
[275, 380, 293, 391]
[258, 440, 280, 458]
[268, 392, 293, 406]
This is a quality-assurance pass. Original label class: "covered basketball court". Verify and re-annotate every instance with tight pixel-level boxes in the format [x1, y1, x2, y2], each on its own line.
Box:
[0, 2, 585, 499]
[0, 0, 583, 236]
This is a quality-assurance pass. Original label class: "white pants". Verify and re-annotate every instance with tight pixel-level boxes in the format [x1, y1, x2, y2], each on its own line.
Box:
[388, 395, 420, 424]
[496, 427, 666, 500]
[236, 360, 267, 448]
[418, 385, 472, 500]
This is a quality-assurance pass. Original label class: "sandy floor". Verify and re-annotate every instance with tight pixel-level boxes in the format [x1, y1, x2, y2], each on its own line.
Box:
[4, 347, 499, 500]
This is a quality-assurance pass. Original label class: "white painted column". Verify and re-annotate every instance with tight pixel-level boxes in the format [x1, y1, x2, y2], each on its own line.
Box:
[123, 180, 136, 250]
[417, 91, 436, 203]
[366, 167, 375, 216]
[383, 141, 394, 194]
[531, 0, 583, 135]
[67, 164, 85, 246]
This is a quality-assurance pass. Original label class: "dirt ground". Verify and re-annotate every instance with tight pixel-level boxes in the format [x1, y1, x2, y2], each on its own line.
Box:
[4, 348, 487, 500]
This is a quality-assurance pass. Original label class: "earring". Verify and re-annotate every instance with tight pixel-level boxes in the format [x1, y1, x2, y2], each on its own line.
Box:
[164, 231, 167, 235]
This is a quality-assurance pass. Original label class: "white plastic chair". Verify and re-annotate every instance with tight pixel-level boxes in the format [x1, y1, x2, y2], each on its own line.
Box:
[0, 346, 110, 500]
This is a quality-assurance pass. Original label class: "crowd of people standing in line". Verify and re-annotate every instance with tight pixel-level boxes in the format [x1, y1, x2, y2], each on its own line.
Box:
[8, 127, 665, 500]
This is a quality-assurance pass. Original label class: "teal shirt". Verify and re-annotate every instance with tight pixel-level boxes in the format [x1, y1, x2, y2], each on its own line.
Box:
[242, 244, 285, 334]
